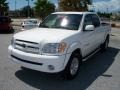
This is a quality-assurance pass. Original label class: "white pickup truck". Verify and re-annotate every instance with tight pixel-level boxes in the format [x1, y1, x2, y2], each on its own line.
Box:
[8, 12, 111, 79]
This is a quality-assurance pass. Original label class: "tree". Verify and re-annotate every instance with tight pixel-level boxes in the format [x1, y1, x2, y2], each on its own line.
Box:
[34, 0, 55, 19]
[20, 6, 34, 17]
[26, 0, 34, 17]
[0, 0, 9, 15]
[59, 0, 92, 11]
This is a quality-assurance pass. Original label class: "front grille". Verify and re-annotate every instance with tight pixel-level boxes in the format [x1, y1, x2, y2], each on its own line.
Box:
[14, 39, 39, 54]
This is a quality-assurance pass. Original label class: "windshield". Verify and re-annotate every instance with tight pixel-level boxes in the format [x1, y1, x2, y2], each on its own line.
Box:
[39, 14, 83, 30]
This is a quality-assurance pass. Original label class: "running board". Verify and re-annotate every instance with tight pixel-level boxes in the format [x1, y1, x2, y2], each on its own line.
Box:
[82, 48, 101, 61]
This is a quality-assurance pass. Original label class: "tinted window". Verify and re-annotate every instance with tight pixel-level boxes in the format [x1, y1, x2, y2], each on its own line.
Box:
[40, 14, 83, 30]
[91, 14, 100, 27]
[0, 17, 10, 23]
[84, 15, 93, 27]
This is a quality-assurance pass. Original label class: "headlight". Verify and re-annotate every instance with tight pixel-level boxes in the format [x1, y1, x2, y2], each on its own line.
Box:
[42, 42, 67, 54]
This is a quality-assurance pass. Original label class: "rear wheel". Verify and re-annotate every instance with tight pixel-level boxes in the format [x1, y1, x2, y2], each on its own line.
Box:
[101, 36, 109, 52]
[63, 52, 82, 80]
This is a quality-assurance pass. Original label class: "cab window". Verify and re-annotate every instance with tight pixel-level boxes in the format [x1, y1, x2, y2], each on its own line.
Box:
[83, 14, 93, 29]
[91, 14, 100, 27]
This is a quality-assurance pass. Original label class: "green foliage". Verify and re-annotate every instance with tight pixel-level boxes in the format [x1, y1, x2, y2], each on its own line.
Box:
[20, 6, 34, 17]
[34, 0, 55, 19]
[0, 0, 9, 15]
[97, 11, 112, 18]
[59, 0, 92, 11]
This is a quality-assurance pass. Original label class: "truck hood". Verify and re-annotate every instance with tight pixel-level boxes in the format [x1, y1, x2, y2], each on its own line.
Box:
[14, 28, 77, 43]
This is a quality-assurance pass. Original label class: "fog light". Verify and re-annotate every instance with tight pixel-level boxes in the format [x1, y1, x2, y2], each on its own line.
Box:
[48, 65, 55, 70]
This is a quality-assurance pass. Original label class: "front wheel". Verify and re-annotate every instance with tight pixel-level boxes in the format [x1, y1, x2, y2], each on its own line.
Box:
[63, 52, 82, 80]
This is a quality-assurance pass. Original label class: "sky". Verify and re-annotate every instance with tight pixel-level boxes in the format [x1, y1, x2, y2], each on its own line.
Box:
[91, 0, 120, 12]
[7, 0, 120, 12]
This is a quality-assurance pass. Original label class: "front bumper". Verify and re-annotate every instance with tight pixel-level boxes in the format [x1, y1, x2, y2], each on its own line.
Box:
[8, 45, 70, 73]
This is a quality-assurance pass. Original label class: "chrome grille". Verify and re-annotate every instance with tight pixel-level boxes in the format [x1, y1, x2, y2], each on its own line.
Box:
[14, 40, 39, 54]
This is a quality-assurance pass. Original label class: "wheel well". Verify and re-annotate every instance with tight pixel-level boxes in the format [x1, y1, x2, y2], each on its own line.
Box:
[72, 48, 82, 57]
[103, 34, 109, 43]
[64, 48, 82, 69]
[73, 48, 80, 53]
[105, 34, 110, 42]
[71, 49, 83, 63]
[107, 34, 110, 39]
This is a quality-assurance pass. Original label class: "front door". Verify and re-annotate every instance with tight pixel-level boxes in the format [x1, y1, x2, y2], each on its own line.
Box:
[80, 14, 97, 57]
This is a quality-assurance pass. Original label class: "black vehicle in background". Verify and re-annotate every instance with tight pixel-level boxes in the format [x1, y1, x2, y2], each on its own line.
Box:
[0, 16, 14, 33]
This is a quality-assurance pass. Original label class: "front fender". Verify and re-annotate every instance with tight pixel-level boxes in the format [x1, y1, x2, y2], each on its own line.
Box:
[63, 42, 82, 68]
[67, 42, 81, 54]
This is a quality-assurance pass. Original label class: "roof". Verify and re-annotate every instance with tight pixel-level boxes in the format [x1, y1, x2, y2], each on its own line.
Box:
[52, 12, 96, 15]
[23, 18, 40, 21]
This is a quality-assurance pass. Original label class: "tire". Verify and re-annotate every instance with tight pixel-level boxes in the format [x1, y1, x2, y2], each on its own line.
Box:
[63, 52, 82, 80]
[101, 36, 109, 52]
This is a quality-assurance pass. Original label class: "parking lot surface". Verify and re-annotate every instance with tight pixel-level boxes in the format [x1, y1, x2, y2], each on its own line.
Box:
[0, 28, 120, 90]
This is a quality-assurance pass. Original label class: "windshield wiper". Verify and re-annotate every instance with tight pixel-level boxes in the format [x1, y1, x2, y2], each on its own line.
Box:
[51, 26, 74, 30]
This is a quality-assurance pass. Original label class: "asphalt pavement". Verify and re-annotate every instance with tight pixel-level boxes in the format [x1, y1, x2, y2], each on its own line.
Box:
[0, 27, 120, 90]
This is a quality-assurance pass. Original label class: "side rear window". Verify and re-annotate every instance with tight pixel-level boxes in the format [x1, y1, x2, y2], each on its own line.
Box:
[91, 14, 100, 27]
[84, 15, 93, 27]
[83, 14, 93, 30]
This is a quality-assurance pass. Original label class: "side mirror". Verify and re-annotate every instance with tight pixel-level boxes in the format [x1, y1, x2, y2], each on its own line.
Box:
[85, 25, 95, 31]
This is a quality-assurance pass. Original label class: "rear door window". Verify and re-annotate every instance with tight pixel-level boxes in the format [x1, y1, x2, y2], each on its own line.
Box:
[83, 14, 93, 29]
[91, 14, 100, 27]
